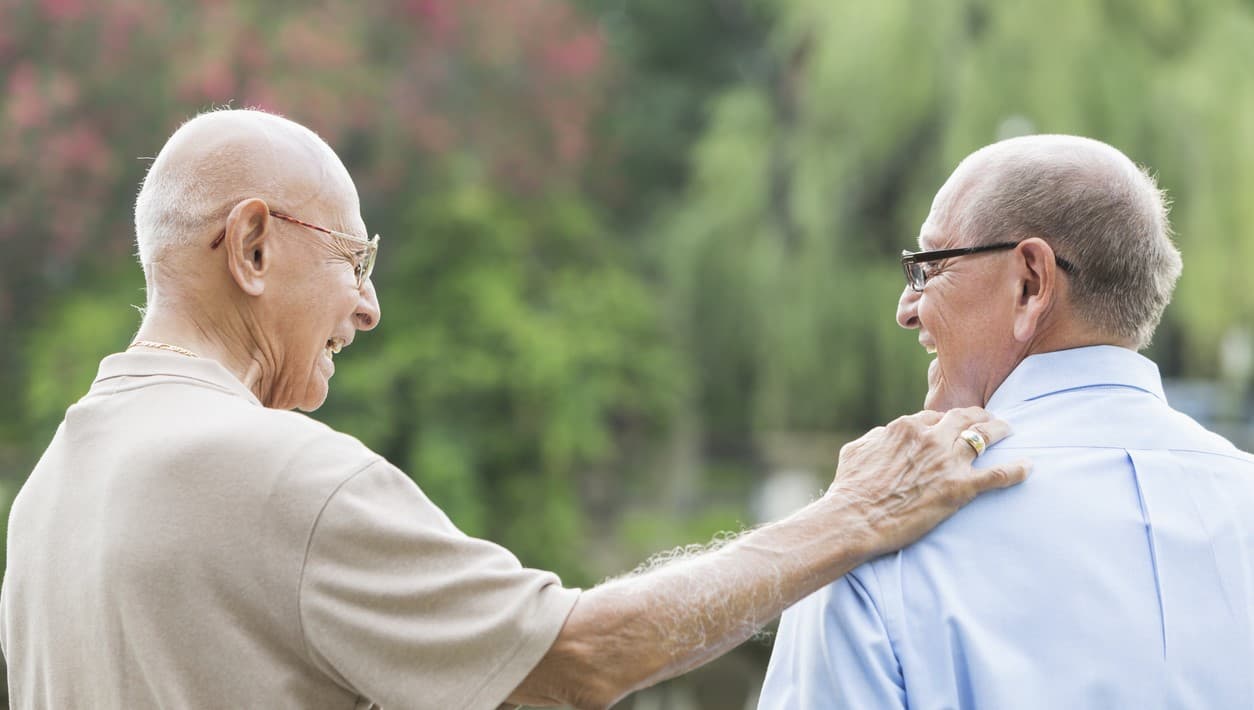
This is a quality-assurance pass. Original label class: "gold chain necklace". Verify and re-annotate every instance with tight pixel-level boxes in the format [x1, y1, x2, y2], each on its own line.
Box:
[128, 340, 200, 358]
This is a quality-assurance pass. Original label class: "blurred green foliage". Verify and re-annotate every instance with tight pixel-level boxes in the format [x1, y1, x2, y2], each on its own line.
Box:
[4, 0, 1254, 705]
[657, 0, 1254, 448]
[320, 178, 682, 582]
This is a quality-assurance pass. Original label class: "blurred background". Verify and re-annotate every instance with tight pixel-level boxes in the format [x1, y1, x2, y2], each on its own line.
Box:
[3, 0, 1254, 707]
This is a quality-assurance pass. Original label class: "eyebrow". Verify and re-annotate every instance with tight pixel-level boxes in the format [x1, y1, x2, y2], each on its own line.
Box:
[915, 222, 942, 251]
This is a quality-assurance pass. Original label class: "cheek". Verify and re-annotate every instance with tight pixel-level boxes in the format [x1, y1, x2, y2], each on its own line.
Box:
[920, 280, 990, 340]
[918, 295, 958, 343]
[336, 290, 359, 321]
[309, 281, 359, 321]
[920, 295, 980, 380]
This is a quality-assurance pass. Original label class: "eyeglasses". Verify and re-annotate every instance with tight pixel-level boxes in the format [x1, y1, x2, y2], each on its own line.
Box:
[210, 210, 379, 290]
[900, 241, 1075, 292]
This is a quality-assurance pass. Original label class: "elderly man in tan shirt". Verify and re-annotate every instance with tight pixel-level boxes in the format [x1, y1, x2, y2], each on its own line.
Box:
[0, 109, 1027, 710]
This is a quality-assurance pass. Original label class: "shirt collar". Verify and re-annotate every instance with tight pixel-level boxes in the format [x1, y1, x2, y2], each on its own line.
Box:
[94, 351, 263, 407]
[985, 345, 1166, 412]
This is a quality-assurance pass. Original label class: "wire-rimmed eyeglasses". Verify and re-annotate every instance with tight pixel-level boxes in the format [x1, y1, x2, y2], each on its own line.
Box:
[210, 210, 379, 290]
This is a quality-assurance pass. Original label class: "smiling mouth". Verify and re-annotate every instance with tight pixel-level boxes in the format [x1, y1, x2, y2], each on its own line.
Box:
[325, 337, 346, 359]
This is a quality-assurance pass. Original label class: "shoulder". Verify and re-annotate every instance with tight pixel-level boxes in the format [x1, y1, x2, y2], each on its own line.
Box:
[122, 384, 386, 513]
[993, 386, 1250, 459]
[201, 402, 380, 482]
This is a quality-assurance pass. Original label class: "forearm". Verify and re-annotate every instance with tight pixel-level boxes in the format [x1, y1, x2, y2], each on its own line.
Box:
[510, 492, 875, 709]
[509, 407, 1028, 709]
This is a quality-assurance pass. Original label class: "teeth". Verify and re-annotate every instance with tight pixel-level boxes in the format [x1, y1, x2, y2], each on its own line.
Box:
[325, 339, 345, 357]
[925, 345, 937, 355]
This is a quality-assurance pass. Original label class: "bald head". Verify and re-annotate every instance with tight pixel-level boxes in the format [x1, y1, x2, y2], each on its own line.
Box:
[934, 135, 1181, 349]
[135, 109, 358, 277]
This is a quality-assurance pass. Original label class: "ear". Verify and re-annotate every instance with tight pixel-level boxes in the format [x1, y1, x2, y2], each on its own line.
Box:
[222, 198, 272, 297]
[1011, 237, 1059, 343]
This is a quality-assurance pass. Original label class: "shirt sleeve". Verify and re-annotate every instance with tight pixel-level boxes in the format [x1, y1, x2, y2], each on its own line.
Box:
[298, 460, 581, 710]
[758, 565, 905, 709]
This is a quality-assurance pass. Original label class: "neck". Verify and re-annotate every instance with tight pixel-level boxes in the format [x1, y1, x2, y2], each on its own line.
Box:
[1026, 317, 1133, 359]
[980, 316, 1131, 408]
[135, 299, 271, 404]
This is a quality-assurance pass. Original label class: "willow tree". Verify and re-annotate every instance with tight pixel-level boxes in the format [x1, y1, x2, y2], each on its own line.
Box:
[658, 0, 1254, 457]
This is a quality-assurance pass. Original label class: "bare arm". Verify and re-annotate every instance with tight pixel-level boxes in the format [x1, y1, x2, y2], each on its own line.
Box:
[507, 407, 1029, 709]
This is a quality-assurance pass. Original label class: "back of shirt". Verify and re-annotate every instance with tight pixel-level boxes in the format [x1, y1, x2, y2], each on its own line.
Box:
[760, 348, 1254, 710]
[0, 362, 377, 708]
[1, 352, 578, 710]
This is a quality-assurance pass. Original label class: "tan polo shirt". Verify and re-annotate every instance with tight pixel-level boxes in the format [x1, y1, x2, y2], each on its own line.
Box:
[0, 352, 579, 710]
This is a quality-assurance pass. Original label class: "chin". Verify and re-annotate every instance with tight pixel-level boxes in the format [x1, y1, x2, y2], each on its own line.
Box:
[295, 389, 329, 412]
[276, 382, 329, 412]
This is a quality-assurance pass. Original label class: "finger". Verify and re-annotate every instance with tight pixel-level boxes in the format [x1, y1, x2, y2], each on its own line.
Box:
[899, 409, 943, 427]
[969, 459, 1032, 493]
[967, 417, 1013, 448]
[931, 406, 995, 440]
[953, 430, 983, 459]
[948, 418, 1012, 460]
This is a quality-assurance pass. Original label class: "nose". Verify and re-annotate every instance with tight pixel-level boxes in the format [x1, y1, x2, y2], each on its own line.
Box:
[896, 284, 920, 330]
[355, 278, 382, 331]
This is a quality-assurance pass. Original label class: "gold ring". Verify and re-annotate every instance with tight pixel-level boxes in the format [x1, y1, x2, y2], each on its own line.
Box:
[958, 428, 987, 456]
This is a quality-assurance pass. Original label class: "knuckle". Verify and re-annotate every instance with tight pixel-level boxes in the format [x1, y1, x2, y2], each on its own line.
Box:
[989, 466, 1014, 487]
[944, 406, 973, 424]
[961, 405, 992, 422]
[886, 416, 911, 433]
[905, 410, 937, 424]
[904, 415, 929, 433]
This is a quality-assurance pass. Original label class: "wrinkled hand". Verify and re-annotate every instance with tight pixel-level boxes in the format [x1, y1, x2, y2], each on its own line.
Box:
[828, 407, 1030, 558]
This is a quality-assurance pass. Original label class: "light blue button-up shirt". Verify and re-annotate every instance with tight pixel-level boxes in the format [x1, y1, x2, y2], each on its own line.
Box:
[759, 346, 1254, 709]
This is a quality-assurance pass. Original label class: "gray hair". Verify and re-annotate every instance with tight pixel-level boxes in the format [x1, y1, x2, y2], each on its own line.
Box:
[944, 135, 1182, 350]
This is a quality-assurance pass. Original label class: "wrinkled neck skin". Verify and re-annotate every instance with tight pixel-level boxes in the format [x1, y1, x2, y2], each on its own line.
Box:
[982, 305, 1130, 409]
[134, 263, 286, 408]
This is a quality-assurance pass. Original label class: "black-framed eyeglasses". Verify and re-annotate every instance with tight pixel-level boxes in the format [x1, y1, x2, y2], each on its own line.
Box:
[900, 241, 1075, 292]
[210, 210, 379, 290]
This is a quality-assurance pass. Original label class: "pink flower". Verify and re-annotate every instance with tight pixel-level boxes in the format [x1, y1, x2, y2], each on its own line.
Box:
[544, 31, 604, 79]
[7, 63, 46, 129]
[40, 0, 85, 22]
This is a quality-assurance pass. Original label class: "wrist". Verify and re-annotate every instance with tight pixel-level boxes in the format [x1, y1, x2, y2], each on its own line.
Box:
[753, 491, 877, 602]
[811, 488, 881, 567]
[817, 486, 887, 564]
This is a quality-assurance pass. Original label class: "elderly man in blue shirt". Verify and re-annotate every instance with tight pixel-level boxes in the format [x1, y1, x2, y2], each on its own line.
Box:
[759, 134, 1254, 709]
